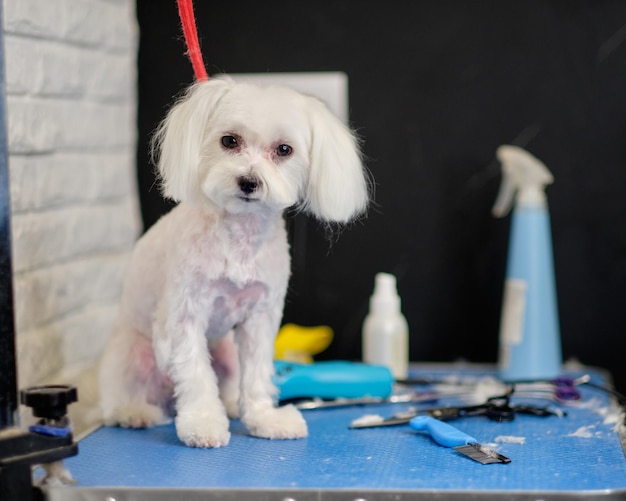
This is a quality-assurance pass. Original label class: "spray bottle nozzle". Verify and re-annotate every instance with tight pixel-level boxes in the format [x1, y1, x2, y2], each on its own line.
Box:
[492, 145, 554, 218]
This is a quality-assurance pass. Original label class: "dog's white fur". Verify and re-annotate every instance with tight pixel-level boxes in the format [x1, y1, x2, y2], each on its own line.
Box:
[98, 78, 369, 448]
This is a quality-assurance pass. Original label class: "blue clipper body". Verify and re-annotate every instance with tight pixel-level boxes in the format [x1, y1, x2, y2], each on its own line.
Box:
[494, 146, 562, 381]
[273, 360, 394, 401]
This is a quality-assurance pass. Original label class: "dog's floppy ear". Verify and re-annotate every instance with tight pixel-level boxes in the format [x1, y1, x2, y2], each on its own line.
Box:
[304, 98, 370, 223]
[152, 79, 232, 204]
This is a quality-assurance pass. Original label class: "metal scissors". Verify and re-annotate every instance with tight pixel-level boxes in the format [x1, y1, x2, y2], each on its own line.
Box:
[291, 389, 442, 410]
[350, 391, 563, 429]
[427, 392, 562, 422]
[510, 375, 587, 404]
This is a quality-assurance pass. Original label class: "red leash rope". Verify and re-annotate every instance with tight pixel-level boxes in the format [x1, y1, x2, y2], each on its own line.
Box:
[176, 0, 208, 81]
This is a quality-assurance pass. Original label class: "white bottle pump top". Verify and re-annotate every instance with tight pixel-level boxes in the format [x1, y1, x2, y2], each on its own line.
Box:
[370, 273, 401, 315]
[492, 145, 554, 218]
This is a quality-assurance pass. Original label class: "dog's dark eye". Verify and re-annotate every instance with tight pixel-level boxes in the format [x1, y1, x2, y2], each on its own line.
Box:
[221, 135, 239, 149]
[275, 144, 293, 157]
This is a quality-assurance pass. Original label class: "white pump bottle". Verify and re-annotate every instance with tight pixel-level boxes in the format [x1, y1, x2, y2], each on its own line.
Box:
[362, 273, 409, 379]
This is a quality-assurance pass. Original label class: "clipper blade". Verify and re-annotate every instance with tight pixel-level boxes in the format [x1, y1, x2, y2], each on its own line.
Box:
[453, 443, 511, 465]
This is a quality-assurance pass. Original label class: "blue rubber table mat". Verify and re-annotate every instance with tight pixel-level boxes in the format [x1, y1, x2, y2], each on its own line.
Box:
[46, 365, 626, 500]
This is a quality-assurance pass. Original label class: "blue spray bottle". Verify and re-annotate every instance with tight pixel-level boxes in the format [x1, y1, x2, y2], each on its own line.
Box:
[493, 145, 562, 381]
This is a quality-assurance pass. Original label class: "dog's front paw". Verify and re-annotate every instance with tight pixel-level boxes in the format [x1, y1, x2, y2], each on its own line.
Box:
[243, 404, 308, 440]
[105, 402, 169, 429]
[175, 411, 231, 448]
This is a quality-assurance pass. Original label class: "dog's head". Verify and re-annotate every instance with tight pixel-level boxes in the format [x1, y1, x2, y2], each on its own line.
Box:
[152, 78, 369, 223]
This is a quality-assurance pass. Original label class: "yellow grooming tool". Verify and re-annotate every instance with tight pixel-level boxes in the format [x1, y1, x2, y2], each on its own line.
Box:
[274, 323, 334, 363]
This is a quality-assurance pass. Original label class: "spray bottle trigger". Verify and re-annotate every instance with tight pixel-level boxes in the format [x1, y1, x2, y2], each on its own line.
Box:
[492, 145, 554, 217]
[492, 170, 516, 218]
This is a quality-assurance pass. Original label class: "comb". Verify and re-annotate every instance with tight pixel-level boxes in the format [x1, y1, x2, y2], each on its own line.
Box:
[409, 416, 511, 465]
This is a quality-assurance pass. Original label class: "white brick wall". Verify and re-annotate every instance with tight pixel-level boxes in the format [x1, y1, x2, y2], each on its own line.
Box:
[2, 0, 140, 388]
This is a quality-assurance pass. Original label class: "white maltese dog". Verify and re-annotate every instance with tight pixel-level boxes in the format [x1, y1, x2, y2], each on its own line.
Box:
[98, 78, 369, 447]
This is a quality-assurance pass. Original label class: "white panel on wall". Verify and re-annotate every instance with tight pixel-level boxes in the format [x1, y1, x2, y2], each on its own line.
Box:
[2, 0, 140, 399]
[228, 72, 349, 124]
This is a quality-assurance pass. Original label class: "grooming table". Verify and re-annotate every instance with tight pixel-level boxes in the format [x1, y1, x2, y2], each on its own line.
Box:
[45, 364, 626, 500]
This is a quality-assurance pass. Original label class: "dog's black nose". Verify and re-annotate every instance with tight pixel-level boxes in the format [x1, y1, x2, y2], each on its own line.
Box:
[238, 177, 258, 195]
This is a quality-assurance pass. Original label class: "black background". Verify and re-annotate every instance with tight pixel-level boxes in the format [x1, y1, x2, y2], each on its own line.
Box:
[136, 0, 626, 394]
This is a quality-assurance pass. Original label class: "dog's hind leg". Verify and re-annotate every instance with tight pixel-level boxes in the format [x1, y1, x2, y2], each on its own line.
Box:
[99, 324, 171, 429]
[211, 332, 240, 419]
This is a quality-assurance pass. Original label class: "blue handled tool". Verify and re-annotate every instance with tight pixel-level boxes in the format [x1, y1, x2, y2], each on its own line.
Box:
[273, 360, 394, 401]
[409, 416, 511, 465]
